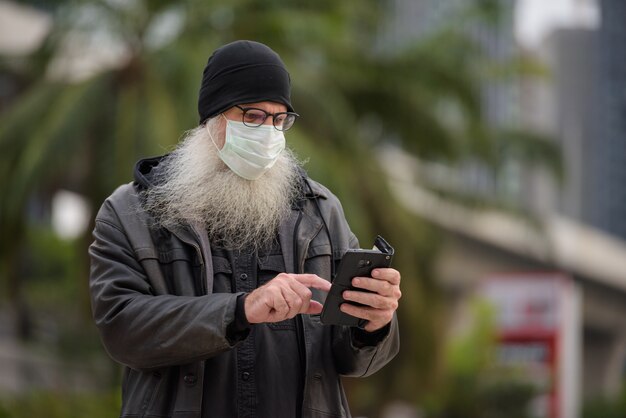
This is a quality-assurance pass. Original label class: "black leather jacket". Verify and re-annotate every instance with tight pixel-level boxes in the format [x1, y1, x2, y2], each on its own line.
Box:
[89, 157, 399, 418]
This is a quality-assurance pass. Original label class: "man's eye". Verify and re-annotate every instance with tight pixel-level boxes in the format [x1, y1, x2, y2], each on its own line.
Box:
[274, 114, 286, 125]
[244, 111, 267, 124]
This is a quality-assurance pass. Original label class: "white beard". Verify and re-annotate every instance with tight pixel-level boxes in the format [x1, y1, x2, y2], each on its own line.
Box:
[141, 123, 303, 250]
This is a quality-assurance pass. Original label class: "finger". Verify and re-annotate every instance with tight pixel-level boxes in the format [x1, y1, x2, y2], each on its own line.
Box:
[287, 282, 314, 314]
[280, 287, 304, 318]
[340, 303, 393, 331]
[362, 319, 389, 333]
[288, 280, 314, 300]
[269, 287, 290, 318]
[305, 300, 323, 315]
[340, 302, 375, 321]
[371, 268, 401, 285]
[293, 274, 332, 292]
[351, 277, 396, 297]
[343, 290, 398, 310]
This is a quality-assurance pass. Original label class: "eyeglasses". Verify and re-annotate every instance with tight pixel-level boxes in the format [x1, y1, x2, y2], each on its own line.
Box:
[235, 105, 299, 131]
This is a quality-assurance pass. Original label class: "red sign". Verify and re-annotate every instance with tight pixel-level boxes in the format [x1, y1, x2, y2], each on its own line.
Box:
[479, 274, 580, 418]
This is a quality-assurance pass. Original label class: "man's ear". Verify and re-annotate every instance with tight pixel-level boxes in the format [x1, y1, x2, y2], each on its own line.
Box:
[206, 116, 227, 149]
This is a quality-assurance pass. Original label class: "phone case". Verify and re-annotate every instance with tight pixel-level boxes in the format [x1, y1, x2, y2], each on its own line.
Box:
[320, 236, 394, 327]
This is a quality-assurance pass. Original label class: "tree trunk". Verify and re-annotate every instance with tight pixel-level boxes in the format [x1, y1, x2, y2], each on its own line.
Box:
[2, 238, 33, 342]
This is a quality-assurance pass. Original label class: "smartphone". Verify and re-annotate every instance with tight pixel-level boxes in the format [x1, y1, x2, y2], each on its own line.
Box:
[320, 236, 394, 327]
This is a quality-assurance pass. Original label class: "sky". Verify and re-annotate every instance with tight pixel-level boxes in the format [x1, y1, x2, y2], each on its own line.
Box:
[515, 0, 600, 48]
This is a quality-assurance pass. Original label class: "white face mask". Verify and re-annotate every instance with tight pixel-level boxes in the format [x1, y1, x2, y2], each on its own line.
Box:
[207, 118, 286, 180]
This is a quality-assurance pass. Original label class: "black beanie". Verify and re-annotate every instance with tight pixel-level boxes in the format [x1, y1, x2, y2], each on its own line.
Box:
[198, 40, 294, 124]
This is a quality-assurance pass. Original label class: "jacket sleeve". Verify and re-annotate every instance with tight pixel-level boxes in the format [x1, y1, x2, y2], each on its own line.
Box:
[314, 185, 400, 377]
[89, 200, 246, 371]
[332, 315, 400, 377]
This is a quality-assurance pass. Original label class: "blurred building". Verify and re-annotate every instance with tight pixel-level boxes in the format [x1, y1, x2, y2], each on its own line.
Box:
[520, 27, 598, 219]
[381, 0, 626, 414]
[384, 0, 544, 208]
[385, 0, 519, 127]
[381, 146, 626, 416]
[386, 0, 626, 244]
[586, 0, 626, 240]
[523, 0, 626, 242]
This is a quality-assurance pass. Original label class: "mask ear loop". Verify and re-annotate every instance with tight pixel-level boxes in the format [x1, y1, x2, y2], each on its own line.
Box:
[205, 115, 227, 151]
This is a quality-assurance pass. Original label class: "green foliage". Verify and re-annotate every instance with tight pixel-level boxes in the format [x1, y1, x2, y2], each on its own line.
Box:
[0, 390, 121, 418]
[22, 224, 76, 286]
[17, 224, 107, 361]
[502, 129, 564, 182]
[447, 302, 497, 375]
[583, 388, 626, 418]
[423, 300, 537, 418]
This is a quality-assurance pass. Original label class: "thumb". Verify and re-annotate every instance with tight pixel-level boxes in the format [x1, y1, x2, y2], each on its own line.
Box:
[305, 300, 324, 315]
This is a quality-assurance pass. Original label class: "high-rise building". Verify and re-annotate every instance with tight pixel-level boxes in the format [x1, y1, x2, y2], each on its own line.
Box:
[585, 0, 626, 240]
[386, 0, 626, 242]
[520, 28, 598, 219]
[524, 0, 626, 241]
[384, 0, 519, 129]
[381, 0, 523, 202]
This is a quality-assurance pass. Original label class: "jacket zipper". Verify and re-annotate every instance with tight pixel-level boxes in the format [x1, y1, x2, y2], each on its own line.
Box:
[293, 209, 305, 418]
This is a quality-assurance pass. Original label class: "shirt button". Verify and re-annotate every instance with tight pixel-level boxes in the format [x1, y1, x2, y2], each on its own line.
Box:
[184, 373, 197, 385]
[242, 371, 251, 381]
[239, 273, 248, 281]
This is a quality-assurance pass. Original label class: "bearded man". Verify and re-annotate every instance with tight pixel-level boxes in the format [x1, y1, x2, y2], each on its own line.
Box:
[89, 40, 401, 418]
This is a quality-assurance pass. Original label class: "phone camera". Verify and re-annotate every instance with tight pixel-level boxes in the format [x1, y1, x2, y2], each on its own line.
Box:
[358, 259, 371, 268]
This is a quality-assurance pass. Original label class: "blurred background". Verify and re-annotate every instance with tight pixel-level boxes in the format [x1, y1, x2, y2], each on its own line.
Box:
[0, 0, 625, 417]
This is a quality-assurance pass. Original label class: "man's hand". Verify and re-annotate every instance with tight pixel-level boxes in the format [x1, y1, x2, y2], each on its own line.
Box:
[340, 268, 402, 332]
[244, 273, 331, 324]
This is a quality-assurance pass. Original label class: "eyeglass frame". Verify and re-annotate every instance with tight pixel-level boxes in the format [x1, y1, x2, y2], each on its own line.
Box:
[234, 105, 299, 131]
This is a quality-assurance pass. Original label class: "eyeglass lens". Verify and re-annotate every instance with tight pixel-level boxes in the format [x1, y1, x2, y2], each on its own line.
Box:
[241, 108, 297, 131]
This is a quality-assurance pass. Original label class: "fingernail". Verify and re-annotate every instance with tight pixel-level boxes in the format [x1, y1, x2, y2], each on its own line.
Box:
[353, 278, 360, 285]
[372, 270, 379, 278]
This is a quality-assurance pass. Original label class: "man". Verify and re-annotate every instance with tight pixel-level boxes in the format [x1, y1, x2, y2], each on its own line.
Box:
[89, 40, 401, 418]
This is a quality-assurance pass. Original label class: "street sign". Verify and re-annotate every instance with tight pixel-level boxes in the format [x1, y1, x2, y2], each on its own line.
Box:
[479, 273, 581, 418]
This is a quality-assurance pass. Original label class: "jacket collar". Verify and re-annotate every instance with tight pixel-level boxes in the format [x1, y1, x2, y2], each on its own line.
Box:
[134, 155, 166, 190]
